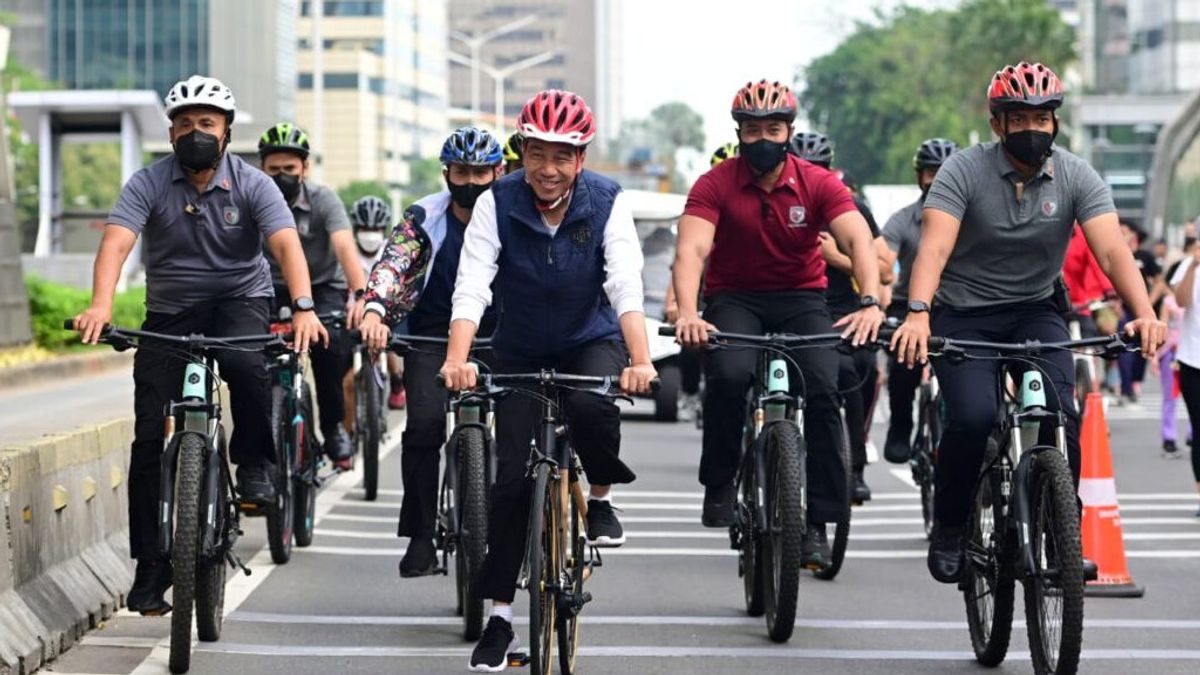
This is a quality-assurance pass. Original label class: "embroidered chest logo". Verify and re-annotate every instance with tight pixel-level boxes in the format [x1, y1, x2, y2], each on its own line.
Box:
[1041, 200, 1058, 218]
[788, 205, 807, 228]
[570, 225, 592, 250]
[222, 206, 240, 226]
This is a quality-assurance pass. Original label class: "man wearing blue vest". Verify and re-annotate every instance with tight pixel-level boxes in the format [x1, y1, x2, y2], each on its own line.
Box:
[438, 90, 657, 672]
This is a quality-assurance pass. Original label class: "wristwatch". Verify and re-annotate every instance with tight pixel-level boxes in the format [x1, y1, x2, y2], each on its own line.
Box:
[907, 300, 930, 314]
[292, 296, 315, 313]
[859, 295, 879, 309]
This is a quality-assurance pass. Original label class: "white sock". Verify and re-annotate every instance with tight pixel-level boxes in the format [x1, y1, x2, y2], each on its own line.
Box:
[590, 492, 612, 503]
[491, 604, 513, 624]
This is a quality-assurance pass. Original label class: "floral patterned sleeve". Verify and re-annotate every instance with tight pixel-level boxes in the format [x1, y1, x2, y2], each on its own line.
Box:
[363, 213, 430, 325]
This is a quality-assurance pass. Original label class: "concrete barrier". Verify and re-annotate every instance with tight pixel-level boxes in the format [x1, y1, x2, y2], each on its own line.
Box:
[0, 417, 135, 675]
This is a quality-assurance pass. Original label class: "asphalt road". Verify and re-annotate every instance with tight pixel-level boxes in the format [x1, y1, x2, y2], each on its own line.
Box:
[0, 367, 133, 447]
[37, 388, 1200, 675]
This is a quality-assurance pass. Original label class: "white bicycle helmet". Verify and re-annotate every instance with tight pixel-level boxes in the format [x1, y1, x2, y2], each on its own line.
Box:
[164, 75, 237, 121]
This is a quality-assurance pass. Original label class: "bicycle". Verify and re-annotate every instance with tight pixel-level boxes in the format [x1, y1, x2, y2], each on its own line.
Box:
[661, 326, 855, 642]
[452, 371, 643, 675]
[1066, 300, 1116, 415]
[351, 333, 390, 502]
[910, 366, 942, 540]
[382, 334, 493, 640]
[65, 319, 283, 674]
[257, 308, 346, 563]
[931, 333, 1135, 675]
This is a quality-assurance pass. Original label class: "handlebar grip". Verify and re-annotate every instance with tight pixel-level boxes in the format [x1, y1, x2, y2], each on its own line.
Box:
[928, 336, 947, 351]
[63, 318, 75, 330]
[657, 325, 676, 337]
[649, 377, 662, 393]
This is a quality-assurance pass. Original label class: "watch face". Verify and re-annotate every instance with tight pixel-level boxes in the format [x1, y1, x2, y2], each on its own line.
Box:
[294, 296, 314, 311]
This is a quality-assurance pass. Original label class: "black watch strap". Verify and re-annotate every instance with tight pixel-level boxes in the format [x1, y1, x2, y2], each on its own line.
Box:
[907, 300, 930, 313]
[292, 296, 315, 312]
[859, 295, 879, 309]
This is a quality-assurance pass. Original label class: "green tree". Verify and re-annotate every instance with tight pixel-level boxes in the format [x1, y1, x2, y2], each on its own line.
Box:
[800, 0, 1075, 186]
[647, 102, 705, 156]
[61, 143, 123, 210]
[337, 180, 392, 212]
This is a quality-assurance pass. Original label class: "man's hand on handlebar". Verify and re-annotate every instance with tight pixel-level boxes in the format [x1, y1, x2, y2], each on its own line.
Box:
[291, 310, 329, 354]
[833, 304, 885, 347]
[439, 360, 478, 392]
[1124, 316, 1167, 360]
[358, 311, 390, 351]
[72, 304, 112, 345]
[674, 311, 716, 349]
[621, 362, 658, 395]
[890, 312, 930, 368]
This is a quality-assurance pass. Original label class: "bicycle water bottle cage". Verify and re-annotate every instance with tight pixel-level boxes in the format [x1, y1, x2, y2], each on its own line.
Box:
[767, 358, 789, 394]
[1020, 370, 1047, 411]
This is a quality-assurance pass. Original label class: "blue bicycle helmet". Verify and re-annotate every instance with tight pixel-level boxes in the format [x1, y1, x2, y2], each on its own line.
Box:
[440, 127, 503, 166]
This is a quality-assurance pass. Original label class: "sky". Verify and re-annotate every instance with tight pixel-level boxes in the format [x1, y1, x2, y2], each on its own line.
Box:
[620, 0, 962, 150]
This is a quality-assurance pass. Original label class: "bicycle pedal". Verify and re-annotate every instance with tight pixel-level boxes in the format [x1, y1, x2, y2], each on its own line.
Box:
[507, 652, 530, 667]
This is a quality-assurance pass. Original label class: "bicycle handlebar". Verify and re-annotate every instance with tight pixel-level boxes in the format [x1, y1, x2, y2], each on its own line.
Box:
[64, 319, 286, 350]
[928, 333, 1137, 358]
[656, 324, 892, 348]
[435, 370, 660, 395]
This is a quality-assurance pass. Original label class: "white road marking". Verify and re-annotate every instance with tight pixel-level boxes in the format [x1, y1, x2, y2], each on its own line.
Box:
[888, 468, 919, 490]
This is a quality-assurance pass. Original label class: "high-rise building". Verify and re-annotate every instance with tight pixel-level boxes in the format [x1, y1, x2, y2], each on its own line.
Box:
[1128, 0, 1200, 94]
[5, 0, 296, 127]
[294, 0, 450, 189]
[446, 0, 622, 144]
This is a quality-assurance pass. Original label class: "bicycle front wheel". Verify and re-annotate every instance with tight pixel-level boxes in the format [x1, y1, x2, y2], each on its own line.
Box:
[266, 386, 294, 564]
[196, 428, 228, 642]
[1024, 449, 1084, 675]
[1073, 359, 1093, 417]
[762, 422, 805, 643]
[914, 391, 939, 541]
[456, 427, 489, 641]
[527, 463, 555, 675]
[359, 366, 381, 501]
[963, 453, 1015, 667]
[169, 432, 205, 674]
[557, 474, 585, 675]
[814, 416, 851, 581]
[293, 384, 318, 547]
[738, 447, 765, 617]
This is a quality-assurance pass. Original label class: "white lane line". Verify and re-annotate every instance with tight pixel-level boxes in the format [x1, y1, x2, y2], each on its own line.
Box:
[128, 419, 406, 675]
[319, 512, 397, 524]
[225, 611, 1200, 630]
[191, 642, 1200, 661]
[80, 636, 164, 649]
[310, 528, 936, 543]
[889, 468, 919, 490]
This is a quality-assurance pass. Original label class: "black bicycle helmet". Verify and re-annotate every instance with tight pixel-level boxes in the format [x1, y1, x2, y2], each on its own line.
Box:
[788, 132, 834, 167]
[351, 195, 391, 230]
[913, 138, 959, 170]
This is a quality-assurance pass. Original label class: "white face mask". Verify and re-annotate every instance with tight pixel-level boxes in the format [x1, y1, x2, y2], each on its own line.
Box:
[356, 231, 385, 253]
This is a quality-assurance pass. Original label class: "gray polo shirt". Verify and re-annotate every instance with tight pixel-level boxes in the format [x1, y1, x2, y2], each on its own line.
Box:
[924, 142, 1114, 309]
[882, 197, 923, 302]
[108, 154, 295, 314]
[265, 181, 350, 289]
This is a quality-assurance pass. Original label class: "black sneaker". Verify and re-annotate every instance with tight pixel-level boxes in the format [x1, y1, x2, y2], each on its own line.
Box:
[399, 537, 439, 578]
[884, 424, 913, 463]
[801, 526, 830, 570]
[127, 558, 173, 616]
[468, 616, 519, 672]
[236, 462, 276, 506]
[1163, 440, 1180, 458]
[928, 523, 966, 583]
[324, 423, 354, 462]
[852, 468, 872, 503]
[701, 483, 736, 528]
[586, 499, 625, 547]
[1082, 557, 1099, 583]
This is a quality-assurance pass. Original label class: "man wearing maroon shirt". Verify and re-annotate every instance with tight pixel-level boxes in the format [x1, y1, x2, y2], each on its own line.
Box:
[672, 80, 884, 567]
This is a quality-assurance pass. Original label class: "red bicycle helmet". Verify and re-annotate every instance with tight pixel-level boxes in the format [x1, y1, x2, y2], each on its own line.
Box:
[987, 62, 1064, 113]
[731, 80, 797, 122]
[516, 90, 596, 147]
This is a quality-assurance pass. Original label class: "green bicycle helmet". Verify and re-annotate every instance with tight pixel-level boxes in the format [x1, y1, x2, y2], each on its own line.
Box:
[258, 122, 311, 160]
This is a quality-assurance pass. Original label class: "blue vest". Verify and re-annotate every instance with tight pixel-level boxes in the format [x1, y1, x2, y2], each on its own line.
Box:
[490, 169, 622, 363]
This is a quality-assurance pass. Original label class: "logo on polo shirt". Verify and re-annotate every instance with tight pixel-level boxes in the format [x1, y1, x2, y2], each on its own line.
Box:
[1041, 200, 1057, 218]
[788, 205, 807, 228]
[223, 206, 240, 226]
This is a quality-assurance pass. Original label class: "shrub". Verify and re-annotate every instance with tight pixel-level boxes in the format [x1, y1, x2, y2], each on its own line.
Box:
[25, 276, 146, 350]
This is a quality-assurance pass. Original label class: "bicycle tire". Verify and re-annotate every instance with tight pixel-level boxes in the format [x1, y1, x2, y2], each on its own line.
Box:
[815, 416, 852, 580]
[739, 446, 765, 617]
[266, 386, 294, 564]
[557, 475, 584, 675]
[762, 422, 805, 643]
[1073, 360, 1093, 417]
[196, 427, 228, 642]
[915, 390, 938, 541]
[169, 432, 205, 674]
[294, 384, 318, 547]
[527, 462, 555, 675]
[1024, 449, 1084, 675]
[360, 366, 381, 501]
[457, 427, 489, 641]
[963, 453, 1015, 667]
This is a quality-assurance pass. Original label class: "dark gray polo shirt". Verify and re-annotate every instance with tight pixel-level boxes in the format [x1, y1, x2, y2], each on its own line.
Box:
[108, 153, 294, 314]
[266, 181, 350, 289]
[924, 142, 1114, 309]
[882, 197, 923, 303]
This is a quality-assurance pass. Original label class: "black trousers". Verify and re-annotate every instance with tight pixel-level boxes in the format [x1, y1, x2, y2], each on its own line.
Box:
[930, 301, 1080, 527]
[886, 301, 922, 433]
[832, 309, 877, 472]
[680, 347, 703, 396]
[274, 284, 352, 438]
[1174, 363, 1200, 482]
[129, 296, 273, 560]
[701, 291, 847, 524]
[478, 340, 635, 603]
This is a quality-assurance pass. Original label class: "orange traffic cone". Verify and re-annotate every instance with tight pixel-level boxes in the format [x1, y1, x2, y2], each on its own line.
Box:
[1078, 391, 1144, 597]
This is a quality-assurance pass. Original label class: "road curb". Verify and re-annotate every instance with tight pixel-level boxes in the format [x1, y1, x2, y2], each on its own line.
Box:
[0, 351, 133, 390]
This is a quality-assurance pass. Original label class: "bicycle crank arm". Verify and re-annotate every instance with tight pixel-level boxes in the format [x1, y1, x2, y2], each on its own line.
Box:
[227, 550, 252, 577]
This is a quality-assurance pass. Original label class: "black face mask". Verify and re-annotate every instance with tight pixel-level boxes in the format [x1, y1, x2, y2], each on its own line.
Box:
[272, 172, 303, 204]
[448, 181, 492, 210]
[1003, 129, 1055, 167]
[739, 139, 789, 174]
[174, 130, 223, 172]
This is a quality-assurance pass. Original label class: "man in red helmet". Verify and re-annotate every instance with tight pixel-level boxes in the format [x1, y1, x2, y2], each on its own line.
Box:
[892, 62, 1166, 584]
[673, 79, 884, 570]
[438, 89, 656, 671]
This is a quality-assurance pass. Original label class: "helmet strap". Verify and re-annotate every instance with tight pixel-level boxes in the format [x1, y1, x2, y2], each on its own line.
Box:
[535, 186, 572, 213]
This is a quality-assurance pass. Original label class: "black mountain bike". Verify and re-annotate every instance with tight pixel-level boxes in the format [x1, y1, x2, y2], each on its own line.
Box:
[385, 334, 493, 640]
[353, 339, 389, 502]
[256, 309, 345, 563]
[663, 326, 853, 642]
[931, 333, 1135, 675]
[65, 320, 281, 674]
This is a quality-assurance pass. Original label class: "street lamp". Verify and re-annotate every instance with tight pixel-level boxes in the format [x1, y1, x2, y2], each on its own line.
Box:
[450, 14, 539, 125]
[448, 50, 558, 136]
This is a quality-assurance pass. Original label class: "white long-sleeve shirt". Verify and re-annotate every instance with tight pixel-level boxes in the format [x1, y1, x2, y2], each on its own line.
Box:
[451, 189, 646, 325]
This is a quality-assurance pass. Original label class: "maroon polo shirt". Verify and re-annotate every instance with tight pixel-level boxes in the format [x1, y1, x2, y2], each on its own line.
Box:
[684, 154, 858, 296]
